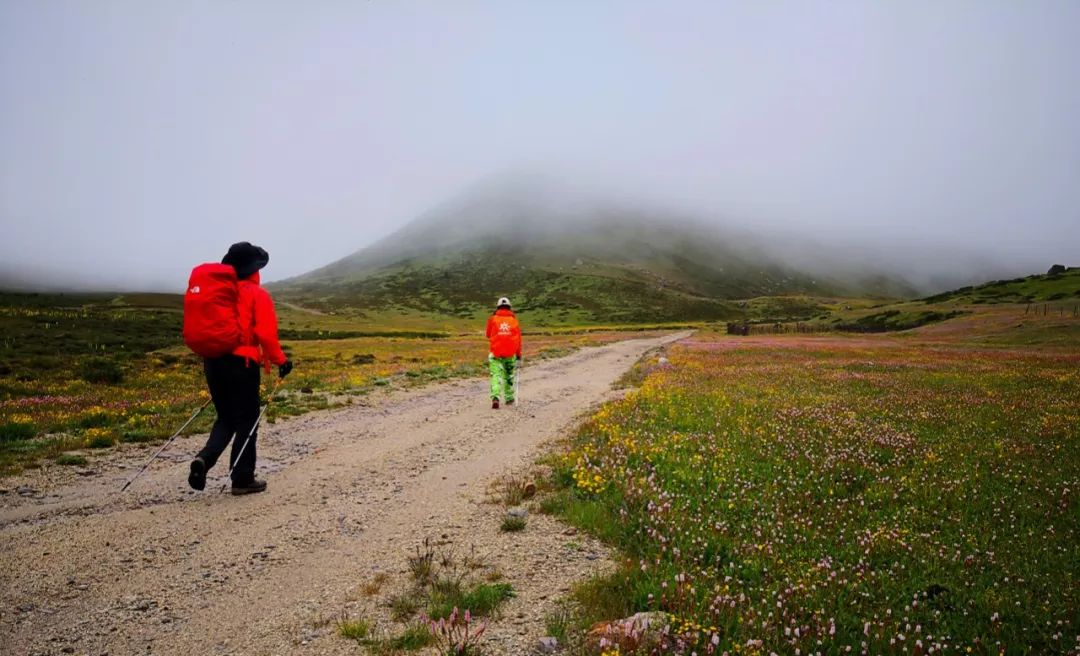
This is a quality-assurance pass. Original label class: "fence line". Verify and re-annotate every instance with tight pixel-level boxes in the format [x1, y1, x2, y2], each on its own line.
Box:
[1024, 303, 1079, 317]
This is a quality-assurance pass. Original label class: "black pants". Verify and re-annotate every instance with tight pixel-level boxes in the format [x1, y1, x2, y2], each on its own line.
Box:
[198, 355, 261, 484]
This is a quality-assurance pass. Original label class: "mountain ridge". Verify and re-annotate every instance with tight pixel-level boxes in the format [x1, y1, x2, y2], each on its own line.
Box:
[274, 181, 932, 324]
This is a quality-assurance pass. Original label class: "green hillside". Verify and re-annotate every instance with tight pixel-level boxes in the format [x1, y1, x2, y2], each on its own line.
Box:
[275, 235, 914, 325]
[921, 266, 1080, 305]
[792, 265, 1080, 337]
[275, 185, 920, 325]
[280, 255, 739, 325]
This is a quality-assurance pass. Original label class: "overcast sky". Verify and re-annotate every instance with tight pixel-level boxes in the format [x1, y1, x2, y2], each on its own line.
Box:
[2, 1, 1078, 291]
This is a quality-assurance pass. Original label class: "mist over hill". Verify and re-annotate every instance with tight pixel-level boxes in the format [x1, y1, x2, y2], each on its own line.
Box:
[274, 178, 1023, 324]
[0, 263, 160, 294]
[1, 175, 1030, 324]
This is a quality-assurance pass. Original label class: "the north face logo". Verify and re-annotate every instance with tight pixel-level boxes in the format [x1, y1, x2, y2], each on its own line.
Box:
[498, 322, 511, 334]
[189, 286, 201, 294]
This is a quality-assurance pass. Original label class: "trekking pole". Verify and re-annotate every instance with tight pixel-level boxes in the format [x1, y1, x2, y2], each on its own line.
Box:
[120, 397, 213, 492]
[220, 377, 284, 493]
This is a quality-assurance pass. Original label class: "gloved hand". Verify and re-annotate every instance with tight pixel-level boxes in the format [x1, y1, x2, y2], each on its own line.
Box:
[516, 354, 522, 361]
[278, 359, 294, 379]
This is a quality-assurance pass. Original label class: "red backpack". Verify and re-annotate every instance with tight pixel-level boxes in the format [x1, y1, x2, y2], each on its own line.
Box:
[183, 263, 242, 358]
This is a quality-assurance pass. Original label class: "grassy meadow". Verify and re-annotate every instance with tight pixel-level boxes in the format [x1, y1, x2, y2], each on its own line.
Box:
[544, 317, 1080, 654]
[2, 274, 1079, 653]
[0, 291, 662, 475]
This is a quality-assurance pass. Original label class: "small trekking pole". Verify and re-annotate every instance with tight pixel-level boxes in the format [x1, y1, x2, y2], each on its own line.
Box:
[220, 377, 284, 493]
[120, 397, 213, 492]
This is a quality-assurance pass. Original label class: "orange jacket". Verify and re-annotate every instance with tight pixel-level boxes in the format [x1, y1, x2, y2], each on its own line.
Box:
[232, 272, 288, 369]
[486, 308, 522, 359]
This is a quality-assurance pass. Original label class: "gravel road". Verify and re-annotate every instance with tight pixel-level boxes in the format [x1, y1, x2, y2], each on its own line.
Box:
[0, 333, 685, 656]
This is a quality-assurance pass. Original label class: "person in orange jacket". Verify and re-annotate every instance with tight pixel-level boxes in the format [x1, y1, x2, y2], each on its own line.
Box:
[188, 242, 292, 495]
[486, 297, 522, 409]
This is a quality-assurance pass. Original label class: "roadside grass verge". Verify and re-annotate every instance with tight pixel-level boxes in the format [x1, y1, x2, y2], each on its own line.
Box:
[335, 539, 512, 654]
[337, 617, 434, 654]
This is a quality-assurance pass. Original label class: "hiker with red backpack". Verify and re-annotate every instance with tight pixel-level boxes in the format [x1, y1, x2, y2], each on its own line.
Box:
[183, 242, 292, 495]
[486, 297, 522, 409]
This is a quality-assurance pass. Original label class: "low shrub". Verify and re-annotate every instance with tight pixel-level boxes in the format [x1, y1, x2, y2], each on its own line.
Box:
[78, 357, 124, 384]
[76, 409, 114, 429]
[427, 582, 514, 620]
[55, 453, 88, 466]
[500, 515, 526, 532]
[0, 421, 36, 442]
[84, 428, 117, 449]
[336, 617, 371, 642]
[120, 429, 156, 444]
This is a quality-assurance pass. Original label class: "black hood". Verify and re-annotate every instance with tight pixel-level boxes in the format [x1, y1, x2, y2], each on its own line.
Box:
[222, 242, 269, 280]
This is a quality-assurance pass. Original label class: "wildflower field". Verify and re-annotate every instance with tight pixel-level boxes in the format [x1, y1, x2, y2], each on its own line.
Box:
[550, 330, 1080, 655]
[0, 292, 652, 475]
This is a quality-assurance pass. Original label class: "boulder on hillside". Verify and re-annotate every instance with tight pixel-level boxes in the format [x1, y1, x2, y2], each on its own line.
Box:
[1048, 264, 1067, 275]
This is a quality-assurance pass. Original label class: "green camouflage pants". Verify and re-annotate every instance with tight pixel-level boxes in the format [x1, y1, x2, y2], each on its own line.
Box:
[489, 355, 516, 402]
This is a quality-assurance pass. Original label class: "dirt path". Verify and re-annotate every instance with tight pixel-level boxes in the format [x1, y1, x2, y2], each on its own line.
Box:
[0, 333, 686, 656]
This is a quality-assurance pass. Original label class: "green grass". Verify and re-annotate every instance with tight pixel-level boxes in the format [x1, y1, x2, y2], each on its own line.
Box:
[389, 593, 422, 622]
[278, 259, 746, 326]
[922, 268, 1080, 304]
[279, 328, 450, 340]
[980, 322, 1080, 347]
[340, 543, 510, 654]
[77, 357, 125, 384]
[120, 429, 156, 444]
[834, 308, 965, 332]
[543, 604, 574, 644]
[84, 432, 116, 449]
[0, 421, 36, 442]
[362, 623, 435, 654]
[740, 294, 831, 322]
[0, 293, 186, 386]
[500, 514, 526, 532]
[75, 410, 114, 429]
[54, 453, 88, 466]
[385, 624, 435, 651]
[336, 616, 372, 641]
[547, 332, 1080, 653]
[570, 566, 649, 625]
[426, 582, 514, 620]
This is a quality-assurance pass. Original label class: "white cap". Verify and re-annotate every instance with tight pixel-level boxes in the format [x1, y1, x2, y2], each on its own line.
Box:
[497, 297, 511, 308]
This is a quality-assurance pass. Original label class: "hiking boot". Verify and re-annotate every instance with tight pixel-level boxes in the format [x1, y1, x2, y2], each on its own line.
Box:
[492, 398, 500, 409]
[188, 457, 207, 491]
[231, 479, 267, 495]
